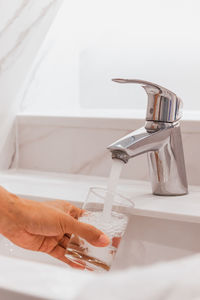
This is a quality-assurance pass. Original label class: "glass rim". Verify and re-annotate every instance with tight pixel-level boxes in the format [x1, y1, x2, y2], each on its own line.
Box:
[88, 186, 135, 207]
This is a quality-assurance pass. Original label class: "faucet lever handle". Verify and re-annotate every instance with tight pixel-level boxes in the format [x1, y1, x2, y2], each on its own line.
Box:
[112, 78, 183, 123]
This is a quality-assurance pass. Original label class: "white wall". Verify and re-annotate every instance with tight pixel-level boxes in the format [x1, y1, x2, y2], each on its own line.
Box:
[19, 0, 200, 114]
[0, 0, 62, 169]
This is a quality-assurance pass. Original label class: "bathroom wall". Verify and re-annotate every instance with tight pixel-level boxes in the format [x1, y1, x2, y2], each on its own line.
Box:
[17, 0, 200, 113]
[0, 0, 62, 169]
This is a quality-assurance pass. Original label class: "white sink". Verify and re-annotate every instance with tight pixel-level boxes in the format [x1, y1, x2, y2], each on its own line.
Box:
[0, 287, 46, 300]
[1, 212, 199, 272]
[1, 171, 200, 299]
[1, 202, 200, 271]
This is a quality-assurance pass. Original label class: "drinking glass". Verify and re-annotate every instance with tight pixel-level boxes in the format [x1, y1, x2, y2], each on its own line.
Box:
[65, 187, 134, 272]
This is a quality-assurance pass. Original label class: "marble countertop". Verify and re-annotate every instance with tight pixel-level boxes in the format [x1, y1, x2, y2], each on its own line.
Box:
[0, 169, 200, 224]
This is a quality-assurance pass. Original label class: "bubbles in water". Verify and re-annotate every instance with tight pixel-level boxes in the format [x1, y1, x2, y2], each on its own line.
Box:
[66, 211, 128, 271]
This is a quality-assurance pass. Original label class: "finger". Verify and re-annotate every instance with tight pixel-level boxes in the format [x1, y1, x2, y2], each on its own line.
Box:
[67, 205, 82, 219]
[65, 217, 110, 247]
[59, 234, 70, 249]
[54, 201, 82, 219]
[64, 233, 71, 239]
[44, 200, 82, 219]
[49, 244, 85, 270]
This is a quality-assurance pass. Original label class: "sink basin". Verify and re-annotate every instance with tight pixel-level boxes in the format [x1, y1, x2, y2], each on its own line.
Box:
[1, 202, 200, 271]
[1, 211, 200, 299]
[113, 215, 200, 270]
[1, 212, 200, 300]
[1, 171, 200, 299]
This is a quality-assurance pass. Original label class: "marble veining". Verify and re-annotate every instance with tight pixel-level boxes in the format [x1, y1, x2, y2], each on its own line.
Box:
[0, 0, 29, 38]
[0, 0, 62, 170]
[0, 0, 59, 74]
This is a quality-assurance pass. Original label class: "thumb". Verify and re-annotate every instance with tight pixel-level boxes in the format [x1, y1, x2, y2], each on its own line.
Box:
[65, 215, 110, 247]
[76, 220, 110, 247]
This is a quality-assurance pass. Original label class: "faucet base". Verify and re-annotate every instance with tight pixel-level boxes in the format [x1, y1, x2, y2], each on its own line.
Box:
[147, 125, 188, 196]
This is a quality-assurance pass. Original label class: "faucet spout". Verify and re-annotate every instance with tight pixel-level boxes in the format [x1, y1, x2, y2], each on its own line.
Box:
[108, 123, 170, 160]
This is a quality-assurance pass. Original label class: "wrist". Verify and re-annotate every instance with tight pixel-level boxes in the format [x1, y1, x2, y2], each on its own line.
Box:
[0, 186, 25, 234]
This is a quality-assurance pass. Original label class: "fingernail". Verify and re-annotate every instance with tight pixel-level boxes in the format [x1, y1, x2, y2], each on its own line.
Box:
[93, 234, 110, 247]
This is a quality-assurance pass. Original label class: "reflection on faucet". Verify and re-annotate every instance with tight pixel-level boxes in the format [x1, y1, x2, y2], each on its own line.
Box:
[108, 79, 188, 196]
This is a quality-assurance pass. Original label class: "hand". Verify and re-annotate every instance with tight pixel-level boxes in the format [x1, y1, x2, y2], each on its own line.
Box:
[0, 187, 109, 269]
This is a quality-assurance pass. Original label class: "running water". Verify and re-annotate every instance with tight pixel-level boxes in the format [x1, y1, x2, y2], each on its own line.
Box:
[65, 159, 127, 271]
[103, 159, 124, 221]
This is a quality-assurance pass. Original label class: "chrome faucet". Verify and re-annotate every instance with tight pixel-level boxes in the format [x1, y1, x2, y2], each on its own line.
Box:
[107, 79, 188, 196]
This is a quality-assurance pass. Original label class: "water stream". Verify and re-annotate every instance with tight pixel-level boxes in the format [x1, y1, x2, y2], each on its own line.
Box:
[103, 159, 124, 221]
